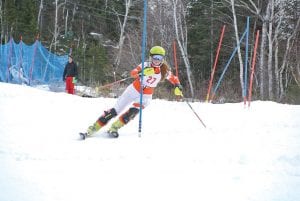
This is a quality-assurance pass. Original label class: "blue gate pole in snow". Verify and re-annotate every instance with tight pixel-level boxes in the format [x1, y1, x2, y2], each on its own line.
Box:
[243, 17, 250, 105]
[211, 29, 247, 99]
[18, 38, 23, 84]
[6, 38, 13, 82]
[138, 0, 148, 137]
[29, 40, 39, 86]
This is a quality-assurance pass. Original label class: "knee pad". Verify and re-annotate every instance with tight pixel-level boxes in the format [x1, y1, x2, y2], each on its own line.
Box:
[98, 108, 117, 125]
[120, 107, 139, 124]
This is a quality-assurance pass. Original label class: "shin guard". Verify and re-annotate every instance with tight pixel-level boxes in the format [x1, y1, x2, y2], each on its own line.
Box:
[120, 107, 139, 124]
[98, 108, 117, 126]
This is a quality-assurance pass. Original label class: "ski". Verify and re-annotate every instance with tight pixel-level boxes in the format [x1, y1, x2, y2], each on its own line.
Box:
[107, 131, 119, 138]
[79, 132, 87, 140]
[78, 131, 119, 140]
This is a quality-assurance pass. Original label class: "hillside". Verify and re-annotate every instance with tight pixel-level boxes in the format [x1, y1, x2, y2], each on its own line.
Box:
[0, 82, 300, 201]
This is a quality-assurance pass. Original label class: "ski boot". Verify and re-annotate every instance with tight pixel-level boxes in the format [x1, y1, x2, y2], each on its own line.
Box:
[79, 108, 117, 140]
[107, 120, 124, 138]
[80, 121, 102, 140]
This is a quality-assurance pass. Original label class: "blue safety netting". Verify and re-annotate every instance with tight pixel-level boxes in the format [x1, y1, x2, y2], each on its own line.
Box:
[0, 38, 68, 85]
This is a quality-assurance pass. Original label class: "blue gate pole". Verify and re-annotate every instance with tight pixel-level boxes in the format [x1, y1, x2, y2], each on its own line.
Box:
[243, 17, 250, 105]
[138, 0, 148, 137]
[212, 30, 247, 98]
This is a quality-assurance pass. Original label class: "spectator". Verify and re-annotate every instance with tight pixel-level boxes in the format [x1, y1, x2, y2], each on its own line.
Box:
[63, 55, 78, 94]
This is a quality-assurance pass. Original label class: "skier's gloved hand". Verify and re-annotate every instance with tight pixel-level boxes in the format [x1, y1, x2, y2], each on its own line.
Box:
[72, 77, 77, 83]
[139, 67, 155, 77]
[63, 77, 66, 82]
[174, 84, 183, 97]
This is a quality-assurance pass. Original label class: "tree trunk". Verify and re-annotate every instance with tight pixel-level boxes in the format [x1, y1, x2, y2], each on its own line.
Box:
[273, 1, 284, 101]
[172, 0, 194, 97]
[0, 1, 3, 44]
[279, 17, 300, 101]
[267, 0, 274, 100]
[259, 21, 267, 100]
[65, 9, 68, 36]
[54, 0, 59, 51]
[113, 0, 131, 71]
[210, 0, 214, 69]
[230, 0, 244, 98]
[37, 0, 43, 30]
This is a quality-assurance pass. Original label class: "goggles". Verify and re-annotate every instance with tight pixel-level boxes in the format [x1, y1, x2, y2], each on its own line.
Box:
[152, 55, 164, 61]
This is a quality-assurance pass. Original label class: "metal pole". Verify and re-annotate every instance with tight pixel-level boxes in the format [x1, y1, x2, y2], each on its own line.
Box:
[206, 25, 226, 102]
[184, 99, 207, 128]
[138, 0, 148, 137]
[243, 17, 250, 106]
[248, 30, 260, 107]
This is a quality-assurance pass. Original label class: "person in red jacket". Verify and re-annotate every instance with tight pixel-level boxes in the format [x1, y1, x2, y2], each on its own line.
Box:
[63, 55, 78, 94]
[80, 46, 183, 139]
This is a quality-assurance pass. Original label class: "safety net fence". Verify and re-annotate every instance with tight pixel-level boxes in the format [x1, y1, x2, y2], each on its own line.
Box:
[0, 38, 68, 86]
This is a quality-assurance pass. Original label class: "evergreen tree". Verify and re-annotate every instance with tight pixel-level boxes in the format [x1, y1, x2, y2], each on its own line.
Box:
[16, 0, 38, 43]
[3, 0, 18, 41]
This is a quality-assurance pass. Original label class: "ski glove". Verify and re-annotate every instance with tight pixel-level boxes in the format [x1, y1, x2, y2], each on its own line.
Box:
[72, 77, 77, 84]
[174, 84, 183, 96]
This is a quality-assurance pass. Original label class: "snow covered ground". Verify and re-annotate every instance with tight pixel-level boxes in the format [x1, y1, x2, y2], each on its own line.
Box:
[0, 82, 300, 201]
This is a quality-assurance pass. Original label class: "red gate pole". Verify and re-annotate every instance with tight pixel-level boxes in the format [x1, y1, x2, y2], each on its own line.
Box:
[206, 25, 226, 102]
[248, 30, 260, 107]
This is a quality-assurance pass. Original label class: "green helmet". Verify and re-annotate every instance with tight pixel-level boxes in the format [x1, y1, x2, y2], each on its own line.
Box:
[149, 46, 165, 56]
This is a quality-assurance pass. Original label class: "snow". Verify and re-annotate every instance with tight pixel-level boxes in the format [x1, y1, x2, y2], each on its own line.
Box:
[0, 82, 300, 201]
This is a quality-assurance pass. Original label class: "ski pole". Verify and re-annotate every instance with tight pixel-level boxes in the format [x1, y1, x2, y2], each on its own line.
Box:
[98, 77, 132, 89]
[184, 98, 207, 128]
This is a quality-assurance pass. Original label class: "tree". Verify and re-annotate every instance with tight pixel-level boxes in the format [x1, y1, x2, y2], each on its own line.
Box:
[112, 0, 132, 71]
[230, 0, 245, 98]
[172, 0, 194, 97]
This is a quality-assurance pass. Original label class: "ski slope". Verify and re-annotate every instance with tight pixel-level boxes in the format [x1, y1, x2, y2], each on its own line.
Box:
[0, 82, 300, 201]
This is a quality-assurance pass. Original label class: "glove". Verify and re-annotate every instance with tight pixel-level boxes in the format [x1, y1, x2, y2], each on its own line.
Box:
[72, 77, 77, 83]
[140, 67, 155, 76]
[174, 84, 183, 96]
[63, 77, 66, 82]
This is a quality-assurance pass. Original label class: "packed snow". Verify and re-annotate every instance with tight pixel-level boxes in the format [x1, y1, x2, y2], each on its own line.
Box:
[0, 82, 299, 201]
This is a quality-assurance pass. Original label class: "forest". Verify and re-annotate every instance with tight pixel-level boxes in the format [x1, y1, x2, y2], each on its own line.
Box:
[1, 0, 299, 103]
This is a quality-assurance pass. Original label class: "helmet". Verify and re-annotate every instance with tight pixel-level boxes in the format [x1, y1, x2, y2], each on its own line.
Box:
[149, 46, 165, 56]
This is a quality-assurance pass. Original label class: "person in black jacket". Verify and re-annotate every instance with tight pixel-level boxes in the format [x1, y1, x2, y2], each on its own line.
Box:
[63, 55, 78, 94]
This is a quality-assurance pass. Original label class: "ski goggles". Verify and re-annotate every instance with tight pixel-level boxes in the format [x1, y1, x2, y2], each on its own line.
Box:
[152, 55, 164, 61]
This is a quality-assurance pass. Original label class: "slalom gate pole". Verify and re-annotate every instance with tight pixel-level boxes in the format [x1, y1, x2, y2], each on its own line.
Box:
[248, 30, 260, 107]
[243, 17, 250, 107]
[205, 25, 226, 102]
[6, 37, 13, 82]
[138, 0, 148, 137]
[184, 98, 207, 128]
[211, 29, 247, 101]
[29, 37, 39, 86]
[18, 35, 23, 83]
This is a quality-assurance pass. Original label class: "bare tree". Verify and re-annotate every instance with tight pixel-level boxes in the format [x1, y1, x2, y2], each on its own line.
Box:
[171, 0, 194, 97]
[267, 0, 274, 100]
[37, 0, 43, 30]
[113, 0, 132, 71]
[230, 0, 300, 102]
[273, 2, 283, 99]
[230, 0, 245, 97]
[231, 0, 277, 100]
[279, 17, 300, 100]
[64, 8, 68, 36]
[54, 0, 65, 51]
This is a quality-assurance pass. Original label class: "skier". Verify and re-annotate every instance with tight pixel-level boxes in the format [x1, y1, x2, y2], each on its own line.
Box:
[80, 46, 183, 139]
[63, 54, 78, 94]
